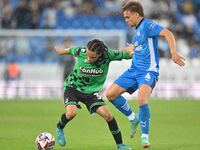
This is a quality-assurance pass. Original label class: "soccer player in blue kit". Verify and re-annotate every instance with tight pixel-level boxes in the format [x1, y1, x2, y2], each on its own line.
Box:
[106, 0, 185, 148]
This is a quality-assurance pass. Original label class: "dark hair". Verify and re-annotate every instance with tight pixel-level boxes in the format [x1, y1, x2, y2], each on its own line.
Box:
[87, 39, 108, 64]
[122, 0, 144, 17]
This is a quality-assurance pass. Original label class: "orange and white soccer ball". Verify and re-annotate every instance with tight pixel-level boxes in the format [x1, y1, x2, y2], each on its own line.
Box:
[35, 132, 55, 150]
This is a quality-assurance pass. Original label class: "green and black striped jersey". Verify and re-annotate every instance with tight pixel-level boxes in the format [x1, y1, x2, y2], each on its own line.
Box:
[64, 46, 131, 94]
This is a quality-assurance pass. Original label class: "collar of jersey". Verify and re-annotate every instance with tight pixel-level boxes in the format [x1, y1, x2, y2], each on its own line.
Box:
[136, 18, 145, 29]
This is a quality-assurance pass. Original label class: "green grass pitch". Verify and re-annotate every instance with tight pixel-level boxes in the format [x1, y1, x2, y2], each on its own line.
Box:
[0, 99, 200, 150]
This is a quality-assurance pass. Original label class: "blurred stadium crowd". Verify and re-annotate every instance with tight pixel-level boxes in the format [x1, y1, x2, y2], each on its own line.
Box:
[0, 0, 200, 63]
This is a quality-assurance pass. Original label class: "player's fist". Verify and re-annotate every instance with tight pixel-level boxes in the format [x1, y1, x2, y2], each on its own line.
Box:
[54, 46, 63, 54]
[171, 52, 185, 66]
[122, 44, 134, 57]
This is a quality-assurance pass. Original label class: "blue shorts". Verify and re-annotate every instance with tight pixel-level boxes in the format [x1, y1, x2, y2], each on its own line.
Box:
[114, 69, 159, 94]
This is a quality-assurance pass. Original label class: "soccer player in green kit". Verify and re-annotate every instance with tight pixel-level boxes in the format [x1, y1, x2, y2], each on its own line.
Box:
[54, 39, 133, 150]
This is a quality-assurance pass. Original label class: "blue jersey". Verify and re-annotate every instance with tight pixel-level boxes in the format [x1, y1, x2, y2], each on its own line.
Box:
[130, 18, 164, 73]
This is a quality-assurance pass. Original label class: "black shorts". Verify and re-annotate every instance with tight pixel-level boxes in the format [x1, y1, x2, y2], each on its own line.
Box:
[63, 86, 106, 114]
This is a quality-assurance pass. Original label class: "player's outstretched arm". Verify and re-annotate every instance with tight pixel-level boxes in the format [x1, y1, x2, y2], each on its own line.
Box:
[160, 29, 185, 66]
[54, 46, 70, 55]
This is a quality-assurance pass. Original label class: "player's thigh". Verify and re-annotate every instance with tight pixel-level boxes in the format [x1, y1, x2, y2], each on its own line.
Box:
[106, 83, 126, 100]
[96, 105, 113, 122]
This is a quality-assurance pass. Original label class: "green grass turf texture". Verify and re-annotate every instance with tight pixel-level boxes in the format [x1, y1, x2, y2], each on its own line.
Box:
[0, 99, 200, 150]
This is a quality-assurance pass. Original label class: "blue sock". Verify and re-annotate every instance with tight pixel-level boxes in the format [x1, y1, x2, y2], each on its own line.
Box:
[111, 96, 132, 116]
[139, 104, 150, 135]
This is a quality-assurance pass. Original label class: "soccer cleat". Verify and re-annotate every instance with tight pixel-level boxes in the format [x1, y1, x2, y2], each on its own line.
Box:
[117, 144, 132, 150]
[130, 114, 139, 138]
[141, 137, 151, 148]
[56, 127, 66, 146]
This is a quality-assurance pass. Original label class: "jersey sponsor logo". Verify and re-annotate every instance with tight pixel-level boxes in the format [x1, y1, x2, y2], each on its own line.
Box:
[80, 67, 103, 76]
[135, 45, 142, 51]
[134, 41, 142, 51]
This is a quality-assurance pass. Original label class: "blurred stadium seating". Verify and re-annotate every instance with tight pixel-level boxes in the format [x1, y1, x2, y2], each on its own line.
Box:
[0, 0, 200, 99]
[1, 0, 200, 62]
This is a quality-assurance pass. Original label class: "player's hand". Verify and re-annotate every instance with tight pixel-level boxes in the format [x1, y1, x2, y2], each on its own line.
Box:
[171, 52, 185, 66]
[54, 46, 69, 55]
[54, 46, 63, 54]
[122, 43, 134, 57]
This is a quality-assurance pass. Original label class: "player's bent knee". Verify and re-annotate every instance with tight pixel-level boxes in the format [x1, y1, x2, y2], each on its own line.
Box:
[98, 108, 113, 121]
[105, 91, 115, 101]
[138, 96, 148, 105]
[66, 111, 76, 120]
[103, 113, 113, 122]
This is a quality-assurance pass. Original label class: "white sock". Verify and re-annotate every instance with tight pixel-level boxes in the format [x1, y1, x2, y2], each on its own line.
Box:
[128, 112, 135, 121]
[141, 134, 149, 139]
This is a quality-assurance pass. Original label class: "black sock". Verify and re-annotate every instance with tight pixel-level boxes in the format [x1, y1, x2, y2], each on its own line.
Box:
[57, 113, 70, 129]
[107, 117, 123, 145]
